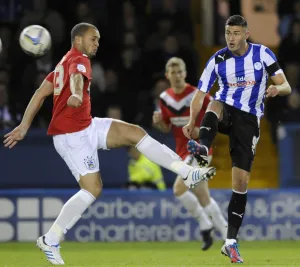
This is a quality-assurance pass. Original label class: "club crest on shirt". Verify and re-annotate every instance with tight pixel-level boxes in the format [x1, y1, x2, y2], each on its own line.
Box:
[77, 64, 86, 73]
[254, 62, 262, 70]
[84, 156, 96, 170]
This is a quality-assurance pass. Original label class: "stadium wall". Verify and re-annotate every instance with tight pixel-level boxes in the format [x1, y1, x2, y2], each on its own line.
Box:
[277, 124, 300, 187]
[1, 189, 300, 242]
[1, 124, 299, 188]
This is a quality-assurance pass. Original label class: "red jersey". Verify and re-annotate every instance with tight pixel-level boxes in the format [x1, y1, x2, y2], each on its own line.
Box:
[46, 48, 92, 135]
[159, 84, 212, 159]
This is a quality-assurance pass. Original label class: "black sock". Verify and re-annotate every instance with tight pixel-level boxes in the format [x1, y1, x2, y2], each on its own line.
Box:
[227, 191, 247, 239]
[199, 111, 218, 148]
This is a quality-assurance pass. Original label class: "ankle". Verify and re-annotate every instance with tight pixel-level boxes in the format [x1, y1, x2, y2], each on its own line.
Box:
[225, 238, 237, 245]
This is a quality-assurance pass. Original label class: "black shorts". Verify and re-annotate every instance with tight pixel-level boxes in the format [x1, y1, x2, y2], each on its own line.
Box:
[218, 102, 260, 172]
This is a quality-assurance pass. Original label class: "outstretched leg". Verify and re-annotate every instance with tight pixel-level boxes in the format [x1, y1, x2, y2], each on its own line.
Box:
[106, 120, 216, 188]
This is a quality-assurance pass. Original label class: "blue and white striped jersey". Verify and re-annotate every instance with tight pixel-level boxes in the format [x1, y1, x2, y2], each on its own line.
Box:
[198, 43, 283, 118]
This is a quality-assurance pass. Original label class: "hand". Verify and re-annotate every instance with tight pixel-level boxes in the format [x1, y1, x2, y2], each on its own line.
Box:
[67, 94, 82, 108]
[3, 125, 27, 149]
[152, 111, 163, 124]
[182, 121, 195, 139]
[266, 85, 279, 98]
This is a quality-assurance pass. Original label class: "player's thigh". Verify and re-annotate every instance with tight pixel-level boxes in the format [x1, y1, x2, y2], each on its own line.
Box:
[53, 128, 99, 183]
[173, 176, 188, 196]
[206, 100, 224, 119]
[229, 108, 260, 173]
[104, 119, 147, 148]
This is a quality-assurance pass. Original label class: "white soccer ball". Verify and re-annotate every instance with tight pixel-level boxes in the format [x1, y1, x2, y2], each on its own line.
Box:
[0, 38, 2, 54]
[19, 25, 51, 57]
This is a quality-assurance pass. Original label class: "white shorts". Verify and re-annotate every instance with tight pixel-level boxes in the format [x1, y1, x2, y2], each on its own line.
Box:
[183, 154, 213, 167]
[53, 117, 113, 181]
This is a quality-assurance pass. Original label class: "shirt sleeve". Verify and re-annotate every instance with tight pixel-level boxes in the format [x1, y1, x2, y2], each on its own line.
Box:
[198, 55, 217, 93]
[45, 71, 54, 83]
[262, 46, 283, 76]
[69, 56, 92, 80]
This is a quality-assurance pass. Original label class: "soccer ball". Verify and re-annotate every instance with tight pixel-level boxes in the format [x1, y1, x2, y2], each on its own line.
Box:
[0, 38, 2, 54]
[19, 25, 51, 57]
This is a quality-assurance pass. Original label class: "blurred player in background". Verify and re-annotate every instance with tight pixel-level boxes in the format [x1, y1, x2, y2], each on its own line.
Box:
[153, 57, 227, 250]
[3, 23, 216, 265]
[183, 15, 291, 263]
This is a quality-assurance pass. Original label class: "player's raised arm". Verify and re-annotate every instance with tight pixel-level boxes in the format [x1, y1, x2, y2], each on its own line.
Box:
[3, 76, 54, 148]
[263, 47, 292, 97]
[67, 73, 84, 108]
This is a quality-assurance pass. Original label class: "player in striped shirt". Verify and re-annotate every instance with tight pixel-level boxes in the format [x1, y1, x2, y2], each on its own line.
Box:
[183, 15, 291, 263]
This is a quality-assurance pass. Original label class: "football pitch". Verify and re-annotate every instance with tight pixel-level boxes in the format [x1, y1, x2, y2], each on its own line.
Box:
[0, 241, 299, 267]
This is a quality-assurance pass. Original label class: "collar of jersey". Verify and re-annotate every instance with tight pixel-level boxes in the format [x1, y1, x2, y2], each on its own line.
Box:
[227, 42, 252, 59]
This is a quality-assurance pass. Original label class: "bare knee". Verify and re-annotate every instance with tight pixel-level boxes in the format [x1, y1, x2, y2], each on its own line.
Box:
[79, 173, 103, 198]
[207, 101, 224, 120]
[107, 120, 147, 148]
[127, 124, 147, 146]
[89, 184, 102, 198]
[173, 177, 188, 197]
[232, 167, 250, 192]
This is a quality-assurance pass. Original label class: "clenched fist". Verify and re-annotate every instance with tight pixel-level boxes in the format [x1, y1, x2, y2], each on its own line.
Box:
[182, 121, 195, 139]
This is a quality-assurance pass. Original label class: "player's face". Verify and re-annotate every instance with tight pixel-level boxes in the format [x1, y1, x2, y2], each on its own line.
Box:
[165, 65, 186, 88]
[225, 25, 249, 53]
[81, 27, 100, 58]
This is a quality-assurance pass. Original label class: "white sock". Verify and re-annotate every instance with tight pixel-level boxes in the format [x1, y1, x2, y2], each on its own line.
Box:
[44, 189, 95, 245]
[204, 198, 228, 240]
[226, 238, 237, 246]
[176, 191, 213, 231]
[136, 135, 193, 178]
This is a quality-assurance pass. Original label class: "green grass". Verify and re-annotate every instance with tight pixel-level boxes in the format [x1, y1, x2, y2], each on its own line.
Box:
[0, 241, 299, 267]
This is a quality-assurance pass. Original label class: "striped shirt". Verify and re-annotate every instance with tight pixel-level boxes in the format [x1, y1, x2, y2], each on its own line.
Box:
[198, 43, 283, 118]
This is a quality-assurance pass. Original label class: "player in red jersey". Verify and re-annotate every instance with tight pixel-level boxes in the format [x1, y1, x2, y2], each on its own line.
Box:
[153, 58, 227, 250]
[3, 24, 216, 265]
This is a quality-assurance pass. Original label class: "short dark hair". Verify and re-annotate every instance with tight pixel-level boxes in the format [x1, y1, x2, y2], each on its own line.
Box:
[70, 22, 96, 43]
[226, 15, 248, 28]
